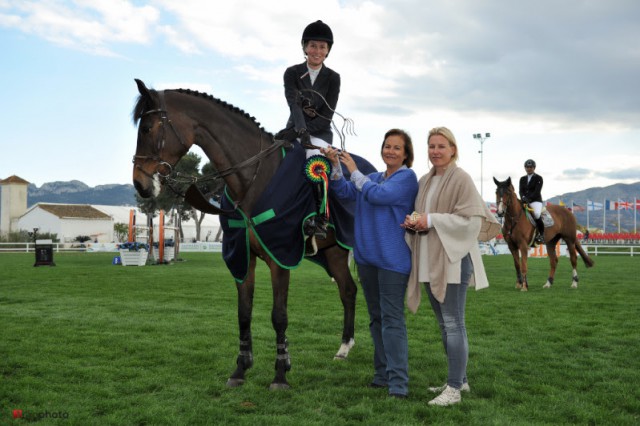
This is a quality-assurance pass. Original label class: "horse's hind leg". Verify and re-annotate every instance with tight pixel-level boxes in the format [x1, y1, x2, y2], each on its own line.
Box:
[325, 246, 356, 360]
[519, 246, 529, 291]
[543, 242, 559, 289]
[566, 241, 579, 289]
[227, 258, 257, 387]
[270, 266, 291, 390]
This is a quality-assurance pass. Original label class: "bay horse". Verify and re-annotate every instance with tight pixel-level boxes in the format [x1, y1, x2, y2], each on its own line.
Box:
[493, 177, 593, 291]
[132, 79, 361, 389]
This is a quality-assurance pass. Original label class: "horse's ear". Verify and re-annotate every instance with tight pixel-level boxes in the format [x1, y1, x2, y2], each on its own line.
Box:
[135, 79, 152, 99]
[493, 177, 500, 186]
[506, 176, 512, 186]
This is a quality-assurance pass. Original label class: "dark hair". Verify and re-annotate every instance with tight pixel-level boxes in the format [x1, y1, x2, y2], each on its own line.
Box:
[380, 128, 414, 168]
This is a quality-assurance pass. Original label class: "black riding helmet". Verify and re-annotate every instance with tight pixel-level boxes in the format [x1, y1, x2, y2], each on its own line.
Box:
[302, 20, 334, 51]
[524, 159, 536, 168]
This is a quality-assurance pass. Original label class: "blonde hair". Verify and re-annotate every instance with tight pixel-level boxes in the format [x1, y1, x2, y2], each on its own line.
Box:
[428, 126, 458, 163]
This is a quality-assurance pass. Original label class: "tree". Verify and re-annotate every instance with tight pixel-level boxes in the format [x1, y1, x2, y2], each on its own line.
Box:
[136, 152, 204, 241]
[113, 222, 128, 242]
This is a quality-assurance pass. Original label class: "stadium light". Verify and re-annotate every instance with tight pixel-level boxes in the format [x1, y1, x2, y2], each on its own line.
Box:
[473, 132, 491, 199]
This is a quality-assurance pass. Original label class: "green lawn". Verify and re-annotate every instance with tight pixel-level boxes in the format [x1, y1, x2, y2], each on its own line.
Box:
[1, 252, 639, 425]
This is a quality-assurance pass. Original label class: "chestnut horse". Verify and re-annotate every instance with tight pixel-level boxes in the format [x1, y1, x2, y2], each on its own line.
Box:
[132, 79, 361, 389]
[493, 177, 593, 291]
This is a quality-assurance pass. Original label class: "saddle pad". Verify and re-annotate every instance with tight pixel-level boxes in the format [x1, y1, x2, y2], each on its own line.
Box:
[220, 143, 375, 282]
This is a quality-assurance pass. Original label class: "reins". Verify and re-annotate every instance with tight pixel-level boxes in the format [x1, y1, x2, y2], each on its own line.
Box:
[298, 88, 355, 152]
[499, 187, 525, 238]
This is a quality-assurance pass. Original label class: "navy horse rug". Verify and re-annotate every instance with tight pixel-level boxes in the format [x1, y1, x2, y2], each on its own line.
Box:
[220, 143, 376, 282]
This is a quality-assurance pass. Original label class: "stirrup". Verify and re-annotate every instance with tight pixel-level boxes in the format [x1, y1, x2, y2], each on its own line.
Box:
[303, 218, 316, 237]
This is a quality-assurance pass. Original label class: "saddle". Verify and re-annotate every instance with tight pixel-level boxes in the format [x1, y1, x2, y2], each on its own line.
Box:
[524, 205, 554, 228]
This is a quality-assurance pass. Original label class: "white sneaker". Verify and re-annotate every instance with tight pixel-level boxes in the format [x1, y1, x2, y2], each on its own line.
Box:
[428, 382, 470, 393]
[428, 385, 461, 406]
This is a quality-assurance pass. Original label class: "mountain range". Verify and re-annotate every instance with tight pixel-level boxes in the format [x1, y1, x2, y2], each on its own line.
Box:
[25, 179, 640, 232]
[27, 180, 137, 206]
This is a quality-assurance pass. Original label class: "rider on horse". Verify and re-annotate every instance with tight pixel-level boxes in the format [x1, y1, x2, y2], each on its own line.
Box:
[276, 20, 340, 239]
[519, 159, 545, 245]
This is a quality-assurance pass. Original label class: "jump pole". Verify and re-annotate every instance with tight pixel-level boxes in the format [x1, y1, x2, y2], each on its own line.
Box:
[158, 210, 165, 263]
[128, 209, 136, 242]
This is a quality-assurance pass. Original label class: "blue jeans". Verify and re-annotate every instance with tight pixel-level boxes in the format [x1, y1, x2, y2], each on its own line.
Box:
[357, 264, 409, 396]
[426, 254, 473, 390]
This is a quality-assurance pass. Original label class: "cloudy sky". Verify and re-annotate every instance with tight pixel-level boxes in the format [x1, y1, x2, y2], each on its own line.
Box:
[1, 0, 639, 201]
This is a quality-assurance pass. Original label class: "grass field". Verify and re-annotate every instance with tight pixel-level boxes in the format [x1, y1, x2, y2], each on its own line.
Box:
[1, 252, 639, 425]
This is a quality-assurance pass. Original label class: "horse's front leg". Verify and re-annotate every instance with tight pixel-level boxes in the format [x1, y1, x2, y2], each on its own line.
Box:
[519, 246, 529, 291]
[270, 265, 291, 390]
[227, 257, 257, 387]
[510, 246, 524, 289]
[543, 242, 559, 289]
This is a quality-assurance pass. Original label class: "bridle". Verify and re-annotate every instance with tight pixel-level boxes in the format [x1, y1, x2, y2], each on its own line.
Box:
[496, 185, 523, 237]
[132, 91, 190, 179]
[132, 90, 290, 211]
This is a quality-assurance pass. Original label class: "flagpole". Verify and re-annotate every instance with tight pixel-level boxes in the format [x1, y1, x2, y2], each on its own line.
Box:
[586, 200, 590, 230]
[618, 200, 621, 233]
[603, 198, 606, 233]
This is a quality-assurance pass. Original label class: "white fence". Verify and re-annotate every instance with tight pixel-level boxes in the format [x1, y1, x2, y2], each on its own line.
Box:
[0, 242, 223, 253]
[1, 242, 637, 256]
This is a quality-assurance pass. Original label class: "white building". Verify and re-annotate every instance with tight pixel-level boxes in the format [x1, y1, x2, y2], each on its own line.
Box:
[18, 203, 113, 243]
[0, 175, 29, 236]
[1, 174, 221, 244]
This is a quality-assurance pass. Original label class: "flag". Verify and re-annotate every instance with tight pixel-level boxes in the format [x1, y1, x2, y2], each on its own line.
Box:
[635, 198, 640, 210]
[486, 202, 497, 214]
[587, 200, 603, 211]
[572, 202, 585, 212]
[605, 200, 618, 210]
[617, 199, 631, 210]
[559, 200, 566, 207]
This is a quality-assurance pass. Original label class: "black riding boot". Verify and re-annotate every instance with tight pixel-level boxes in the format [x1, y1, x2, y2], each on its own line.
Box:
[535, 217, 545, 244]
[304, 182, 328, 240]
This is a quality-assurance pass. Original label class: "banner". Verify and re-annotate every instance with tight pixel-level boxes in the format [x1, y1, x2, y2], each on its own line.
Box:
[617, 199, 631, 210]
[605, 200, 618, 210]
[586, 200, 603, 211]
[572, 202, 585, 212]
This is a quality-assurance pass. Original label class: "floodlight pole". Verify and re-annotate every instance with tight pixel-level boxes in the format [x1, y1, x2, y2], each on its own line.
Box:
[473, 132, 491, 199]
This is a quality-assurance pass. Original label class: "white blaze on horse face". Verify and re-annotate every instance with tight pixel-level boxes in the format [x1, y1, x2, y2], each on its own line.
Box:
[152, 174, 161, 197]
[497, 200, 505, 215]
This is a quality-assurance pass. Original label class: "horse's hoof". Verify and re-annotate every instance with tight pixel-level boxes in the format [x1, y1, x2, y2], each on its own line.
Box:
[269, 382, 291, 391]
[521, 287, 528, 292]
[543, 283, 551, 289]
[334, 338, 355, 360]
[571, 283, 578, 289]
[516, 284, 522, 289]
[226, 378, 245, 388]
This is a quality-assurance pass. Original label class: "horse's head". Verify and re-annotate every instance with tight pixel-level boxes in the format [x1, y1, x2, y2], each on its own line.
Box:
[132, 79, 191, 198]
[493, 176, 515, 217]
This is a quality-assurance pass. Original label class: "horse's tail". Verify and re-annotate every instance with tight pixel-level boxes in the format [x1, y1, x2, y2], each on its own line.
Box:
[575, 240, 594, 268]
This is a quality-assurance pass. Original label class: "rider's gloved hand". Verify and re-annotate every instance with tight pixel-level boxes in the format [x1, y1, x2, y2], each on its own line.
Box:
[275, 128, 298, 141]
[521, 196, 529, 203]
[298, 129, 311, 147]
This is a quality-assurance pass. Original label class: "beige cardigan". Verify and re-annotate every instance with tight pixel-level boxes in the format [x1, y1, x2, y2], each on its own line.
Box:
[405, 164, 501, 313]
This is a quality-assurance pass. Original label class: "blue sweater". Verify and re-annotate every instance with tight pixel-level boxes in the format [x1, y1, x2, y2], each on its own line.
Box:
[331, 167, 418, 275]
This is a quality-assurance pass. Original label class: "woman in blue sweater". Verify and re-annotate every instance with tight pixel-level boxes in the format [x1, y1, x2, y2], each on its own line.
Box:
[322, 129, 418, 398]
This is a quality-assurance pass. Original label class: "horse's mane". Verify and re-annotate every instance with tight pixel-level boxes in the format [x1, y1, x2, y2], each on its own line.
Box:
[133, 87, 270, 134]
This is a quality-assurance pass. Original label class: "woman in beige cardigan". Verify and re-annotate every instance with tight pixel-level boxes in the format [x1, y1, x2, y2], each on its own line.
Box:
[402, 127, 500, 406]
